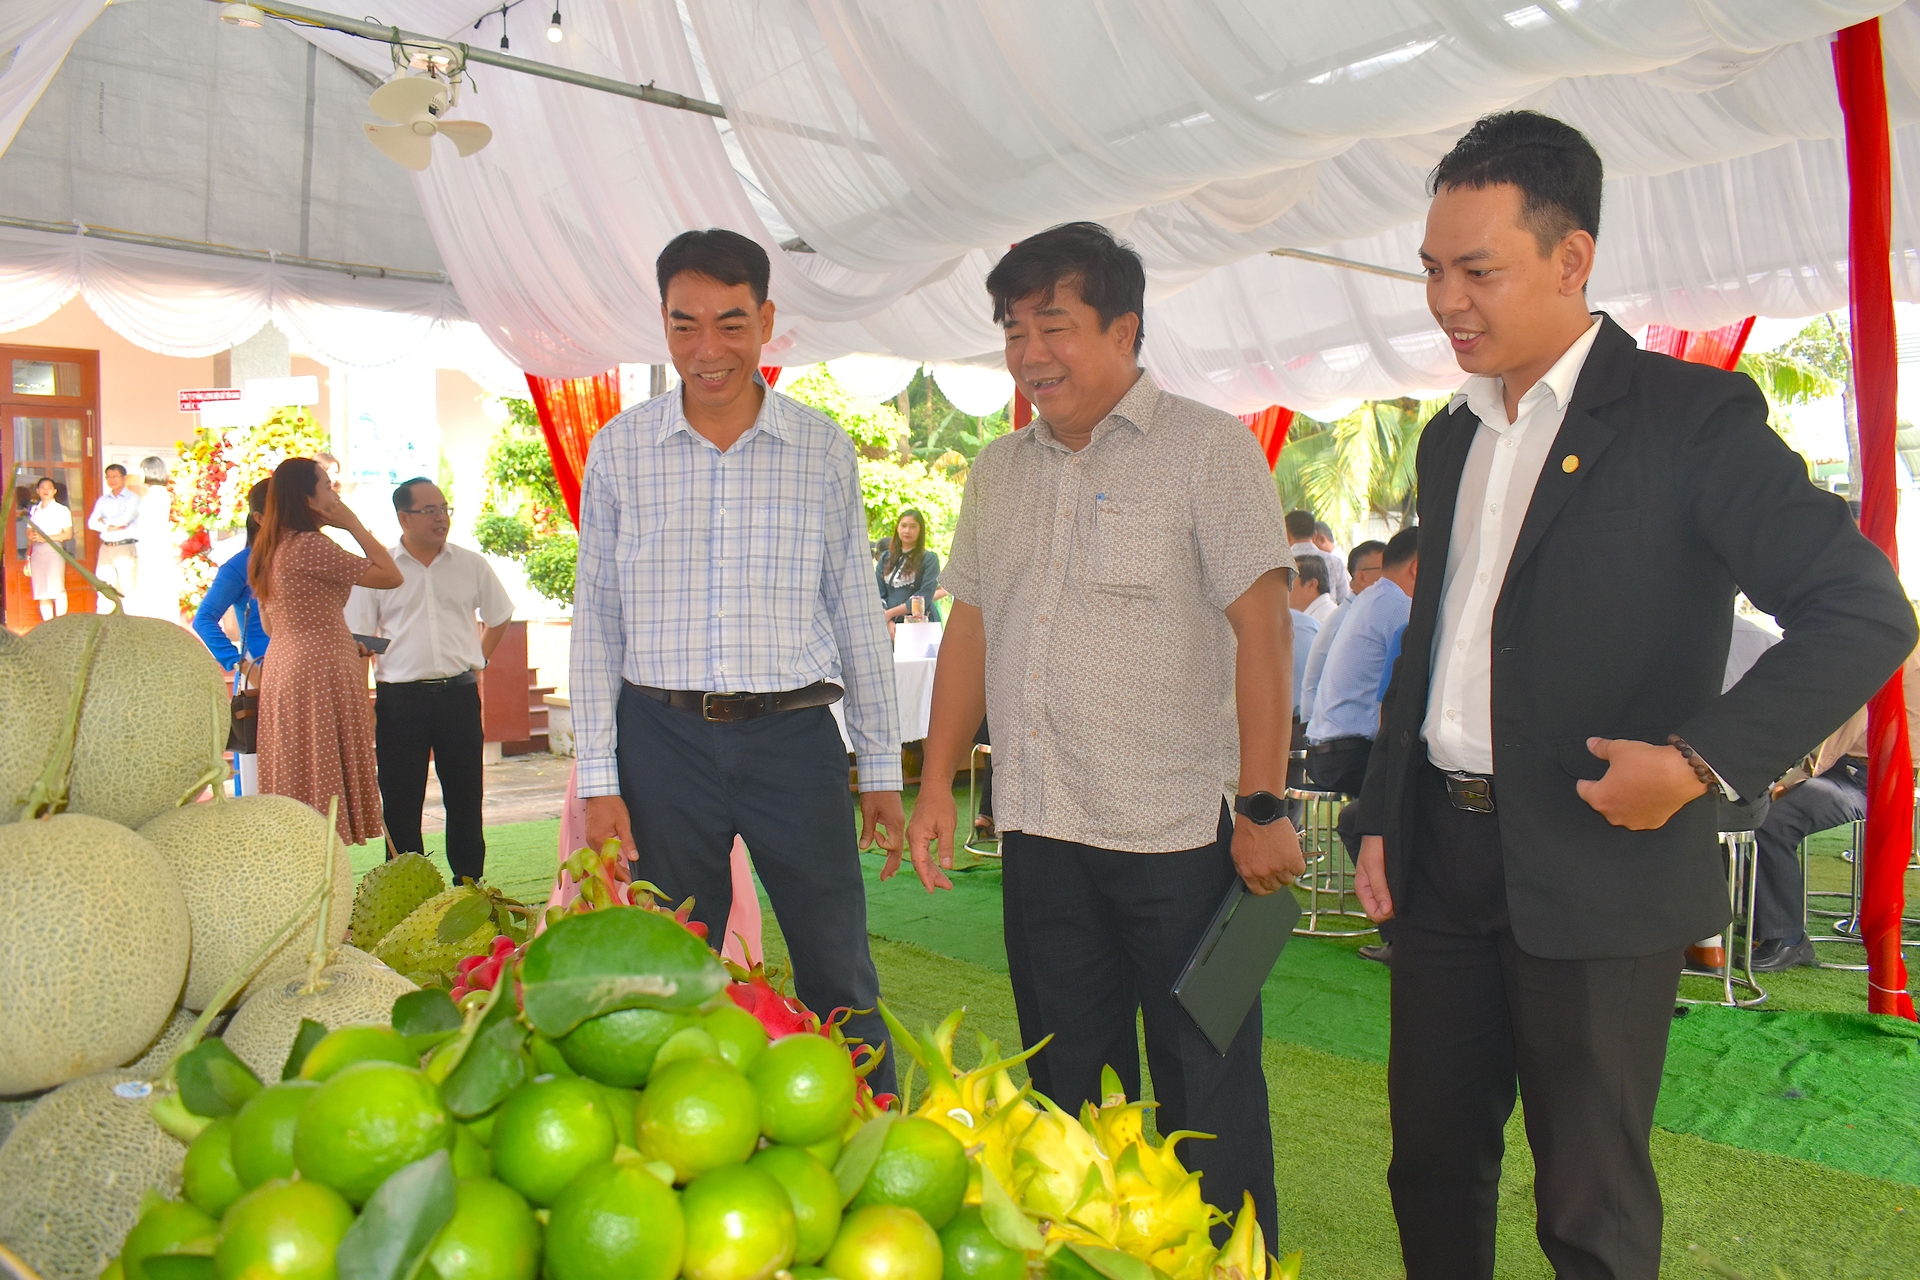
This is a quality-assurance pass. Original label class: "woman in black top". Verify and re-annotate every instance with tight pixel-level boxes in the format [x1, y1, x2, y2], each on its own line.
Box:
[875, 508, 941, 621]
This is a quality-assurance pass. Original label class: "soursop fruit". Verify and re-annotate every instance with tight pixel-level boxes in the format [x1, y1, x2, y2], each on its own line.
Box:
[372, 886, 496, 983]
[349, 853, 446, 949]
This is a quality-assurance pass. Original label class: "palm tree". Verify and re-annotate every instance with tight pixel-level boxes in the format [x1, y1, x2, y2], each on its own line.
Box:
[1275, 396, 1448, 531]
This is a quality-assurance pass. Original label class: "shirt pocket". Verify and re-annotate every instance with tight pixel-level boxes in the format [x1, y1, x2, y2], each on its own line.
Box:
[747, 502, 825, 601]
[1091, 501, 1167, 596]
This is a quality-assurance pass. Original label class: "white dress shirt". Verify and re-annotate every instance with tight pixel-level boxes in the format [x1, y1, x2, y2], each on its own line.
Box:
[88, 489, 140, 539]
[346, 541, 514, 683]
[1424, 318, 1602, 775]
[1303, 591, 1338, 626]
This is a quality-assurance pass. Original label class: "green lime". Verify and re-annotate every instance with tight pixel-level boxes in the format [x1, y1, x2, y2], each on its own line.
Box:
[849, 1118, 967, 1229]
[592, 1083, 641, 1148]
[681, 1163, 797, 1280]
[635, 1058, 761, 1182]
[788, 1269, 830, 1280]
[425, 1178, 541, 1280]
[182, 1117, 246, 1217]
[822, 1205, 943, 1280]
[122, 1200, 218, 1280]
[703, 1005, 769, 1072]
[543, 1161, 685, 1280]
[465, 1111, 497, 1144]
[653, 1027, 722, 1072]
[292, 1060, 453, 1206]
[214, 1179, 355, 1280]
[451, 1123, 493, 1178]
[746, 1034, 856, 1146]
[489, 1076, 618, 1207]
[802, 1131, 842, 1167]
[229, 1081, 320, 1191]
[297, 1025, 417, 1080]
[939, 1208, 1027, 1280]
[100, 1258, 124, 1280]
[556, 1008, 688, 1088]
[748, 1145, 841, 1264]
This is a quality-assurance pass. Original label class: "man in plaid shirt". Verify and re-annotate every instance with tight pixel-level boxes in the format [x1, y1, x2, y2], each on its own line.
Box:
[573, 228, 904, 1089]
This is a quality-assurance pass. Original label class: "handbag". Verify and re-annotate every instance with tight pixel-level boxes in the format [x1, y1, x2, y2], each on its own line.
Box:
[226, 600, 261, 755]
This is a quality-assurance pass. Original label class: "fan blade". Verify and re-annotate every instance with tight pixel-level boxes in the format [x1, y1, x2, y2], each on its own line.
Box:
[368, 76, 447, 125]
[363, 122, 433, 171]
[434, 120, 493, 158]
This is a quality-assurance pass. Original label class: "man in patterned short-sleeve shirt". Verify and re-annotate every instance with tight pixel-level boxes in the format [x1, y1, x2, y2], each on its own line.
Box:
[904, 223, 1302, 1243]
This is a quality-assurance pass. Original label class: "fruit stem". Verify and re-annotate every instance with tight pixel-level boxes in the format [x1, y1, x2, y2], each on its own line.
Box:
[17, 614, 104, 820]
[302, 797, 340, 994]
[38, 526, 123, 608]
[177, 758, 232, 808]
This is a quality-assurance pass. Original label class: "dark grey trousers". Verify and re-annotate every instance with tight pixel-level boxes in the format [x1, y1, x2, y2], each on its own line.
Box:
[614, 683, 895, 1094]
[1753, 757, 1867, 942]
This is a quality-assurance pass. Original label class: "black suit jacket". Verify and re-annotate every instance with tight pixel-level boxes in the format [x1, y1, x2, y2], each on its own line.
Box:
[1350, 315, 1917, 959]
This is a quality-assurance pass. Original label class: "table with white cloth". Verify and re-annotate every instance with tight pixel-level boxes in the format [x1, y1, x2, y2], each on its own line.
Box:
[833, 654, 937, 749]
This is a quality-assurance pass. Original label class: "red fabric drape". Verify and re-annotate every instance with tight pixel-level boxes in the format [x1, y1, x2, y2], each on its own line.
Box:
[1013, 389, 1033, 429]
[1642, 318, 1757, 371]
[524, 372, 622, 526]
[1836, 18, 1914, 1020]
[1237, 405, 1296, 469]
[760, 366, 782, 387]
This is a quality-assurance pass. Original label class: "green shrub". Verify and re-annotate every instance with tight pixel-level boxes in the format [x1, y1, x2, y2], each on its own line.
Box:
[473, 510, 533, 560]
[524, 533, 577, 607]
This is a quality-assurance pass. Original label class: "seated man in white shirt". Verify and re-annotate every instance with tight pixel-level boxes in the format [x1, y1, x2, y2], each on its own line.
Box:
[1290, 552, 1338, 626]
[346, 479, 514, 884]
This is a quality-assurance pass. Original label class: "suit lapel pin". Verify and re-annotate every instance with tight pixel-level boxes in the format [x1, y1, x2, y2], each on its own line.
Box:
[1561, 454, 1580, 473]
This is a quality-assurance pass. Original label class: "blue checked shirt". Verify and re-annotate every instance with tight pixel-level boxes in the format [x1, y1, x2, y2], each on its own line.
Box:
[571, 383, 902, 797]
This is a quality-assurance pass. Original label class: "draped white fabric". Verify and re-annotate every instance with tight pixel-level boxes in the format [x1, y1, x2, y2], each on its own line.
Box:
[9, 0, 1920, 411]
[0, 0, 103, 156]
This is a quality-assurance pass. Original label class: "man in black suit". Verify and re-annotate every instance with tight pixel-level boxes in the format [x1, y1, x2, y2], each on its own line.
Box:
[1348, 111, 1916, 1280]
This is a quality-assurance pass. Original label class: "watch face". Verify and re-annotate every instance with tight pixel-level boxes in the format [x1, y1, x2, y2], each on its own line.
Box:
[1240, 791, 1282, 824]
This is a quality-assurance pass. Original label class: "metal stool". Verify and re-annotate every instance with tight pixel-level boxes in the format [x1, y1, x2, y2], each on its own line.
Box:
[1802, 816, 1920, 969]
[1679, 830, 1767, 1007]
[963, 742, 999, 858]
[1285, 787, 1377, 938]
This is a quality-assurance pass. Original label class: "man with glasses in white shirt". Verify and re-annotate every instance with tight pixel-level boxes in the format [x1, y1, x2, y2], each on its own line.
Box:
[347, 479, 513, 885]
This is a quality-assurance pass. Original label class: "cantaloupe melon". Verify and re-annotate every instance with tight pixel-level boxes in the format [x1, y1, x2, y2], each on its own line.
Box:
[122, 1008, 198, 1076]
[20, 614, 228, 829]
[0, 816, 190, 1094]
[219, 955, 417, 1081]
[139, 795, 352, 1010]
[0, 1072, 185, 1280]
[0, 1095, 36, 1149]
[0, 631, 62, 822]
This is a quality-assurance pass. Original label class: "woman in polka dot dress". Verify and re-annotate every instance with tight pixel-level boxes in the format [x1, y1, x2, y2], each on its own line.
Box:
[250, 457, 404, 846]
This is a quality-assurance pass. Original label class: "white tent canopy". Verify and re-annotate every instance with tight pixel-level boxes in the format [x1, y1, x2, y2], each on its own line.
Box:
[3, 0, 1918, 411]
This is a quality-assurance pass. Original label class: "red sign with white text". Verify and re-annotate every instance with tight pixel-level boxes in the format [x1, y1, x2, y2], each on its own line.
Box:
[178, 388, 243, 411]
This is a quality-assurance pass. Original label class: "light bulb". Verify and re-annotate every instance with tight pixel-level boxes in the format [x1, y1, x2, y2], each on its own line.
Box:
[219, 3, 264, 26]
[547, 9, 562, 41]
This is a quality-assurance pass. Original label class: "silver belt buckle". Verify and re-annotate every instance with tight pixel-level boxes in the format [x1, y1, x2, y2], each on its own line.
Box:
[701, 691, 745, 722]
[1446, 771, 1495, 814]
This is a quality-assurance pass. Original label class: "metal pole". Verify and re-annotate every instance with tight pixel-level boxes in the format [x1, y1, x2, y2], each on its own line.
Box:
[0, 214, 449, 283]
[1266, 246, 1426, 285]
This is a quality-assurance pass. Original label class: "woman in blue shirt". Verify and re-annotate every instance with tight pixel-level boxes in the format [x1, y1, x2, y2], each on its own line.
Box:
[874, 508, 942, 622]
[192, 479, 271, 671]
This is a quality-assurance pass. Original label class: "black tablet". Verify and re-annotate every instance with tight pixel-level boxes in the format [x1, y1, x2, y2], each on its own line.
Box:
[1172, 879, 1302, 1055]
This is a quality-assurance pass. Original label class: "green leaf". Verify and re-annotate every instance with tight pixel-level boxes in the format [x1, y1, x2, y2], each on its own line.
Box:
[441, 1016, 530, 1119]
[526, 1032, 577, 1079]
[437, 889, 495, 946]
[149, 1090, 210, 1143]
[335, 1149, 458, 1280]
[392, 990, 463, 1040]
[1064, 1244, 1169, 1280]
[832, 1113, 895, 1207]
[144, 1236, 217, 1280]
[176, 1040, 262, 1117]
[978, 1164, 1045, 1253]
[281, 1019, 329, 1081]
[518, 906, 727, 1038]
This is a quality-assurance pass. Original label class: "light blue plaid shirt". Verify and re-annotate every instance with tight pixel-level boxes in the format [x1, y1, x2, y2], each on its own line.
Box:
[571, 382, 902, 797]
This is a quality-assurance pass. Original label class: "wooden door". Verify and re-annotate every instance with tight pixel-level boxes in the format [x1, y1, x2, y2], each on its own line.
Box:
[3, 346, 101, 631]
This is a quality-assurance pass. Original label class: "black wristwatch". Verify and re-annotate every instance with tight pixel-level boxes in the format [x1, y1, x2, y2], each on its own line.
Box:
[1234, 791, 1285, 826]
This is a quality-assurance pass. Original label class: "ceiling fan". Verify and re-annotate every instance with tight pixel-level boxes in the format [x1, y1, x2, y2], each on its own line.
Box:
[363, 73, 493, 171]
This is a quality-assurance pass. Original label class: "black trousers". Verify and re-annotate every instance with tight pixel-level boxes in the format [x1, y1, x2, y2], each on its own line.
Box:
[375, 681, 486, 885]
[1000, 807, 1278, 1247]
[614, 684, 894, 1094]
[1753, 758, 1867, 941]
[1389, 762, 1682, 1280]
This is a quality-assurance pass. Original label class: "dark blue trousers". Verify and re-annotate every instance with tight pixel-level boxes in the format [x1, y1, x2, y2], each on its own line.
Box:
[615, 684, 894, 1094]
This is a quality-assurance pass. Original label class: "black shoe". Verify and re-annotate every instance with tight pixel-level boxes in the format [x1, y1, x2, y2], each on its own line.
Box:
[1749, 935, 1818, 972]
[1358, 942, 1392, 965]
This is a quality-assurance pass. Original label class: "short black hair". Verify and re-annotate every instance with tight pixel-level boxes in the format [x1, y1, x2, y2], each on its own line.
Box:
[1383, 526, 1421, 571]
[1283, 509, 1317, 542]
[1429, 110, 1603, 254]
[985, 222, 1146, 355]
[1293, 553, 1328, 596]
[1313, 520, 1334, 542]
[104, 463, 126, 477]
[393, 477, 436, 512]
[657, 228, 771, 306]
[1347, 539, 1387, 575]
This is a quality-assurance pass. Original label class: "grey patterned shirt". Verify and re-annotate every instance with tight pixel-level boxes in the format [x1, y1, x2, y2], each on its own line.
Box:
[943, 372, 1294, 853]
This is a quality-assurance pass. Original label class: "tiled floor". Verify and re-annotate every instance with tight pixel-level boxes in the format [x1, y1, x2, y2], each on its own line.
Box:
[418, 751, 570, 832]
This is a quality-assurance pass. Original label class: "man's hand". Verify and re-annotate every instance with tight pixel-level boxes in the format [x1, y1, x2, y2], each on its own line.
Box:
[584, 795, 636, 871]
[1355, 834, 1394, 922]
[898, 786, 957, 893]
[1231, 814, 1306, 895]
[860, 790, 908, 874]
[1576, 737, 1710, 830]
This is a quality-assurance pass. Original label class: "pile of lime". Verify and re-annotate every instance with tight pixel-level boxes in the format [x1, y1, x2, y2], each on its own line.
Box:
[102, 906, 1033, 1280]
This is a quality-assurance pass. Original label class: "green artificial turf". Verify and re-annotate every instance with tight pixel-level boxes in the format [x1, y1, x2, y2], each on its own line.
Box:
[347, 818, 561, 905]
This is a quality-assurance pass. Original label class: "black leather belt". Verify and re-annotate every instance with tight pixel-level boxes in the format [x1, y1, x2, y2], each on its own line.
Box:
[377, 671, 478, 689]
[632, 680, 843, 723]
[1442, 770, 1496, 814]
[1307, 735, 1372, 755]
[100, 539, 136, 546]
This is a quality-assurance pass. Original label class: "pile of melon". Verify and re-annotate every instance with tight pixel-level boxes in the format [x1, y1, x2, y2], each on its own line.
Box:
[0, 614, 415, 1280]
